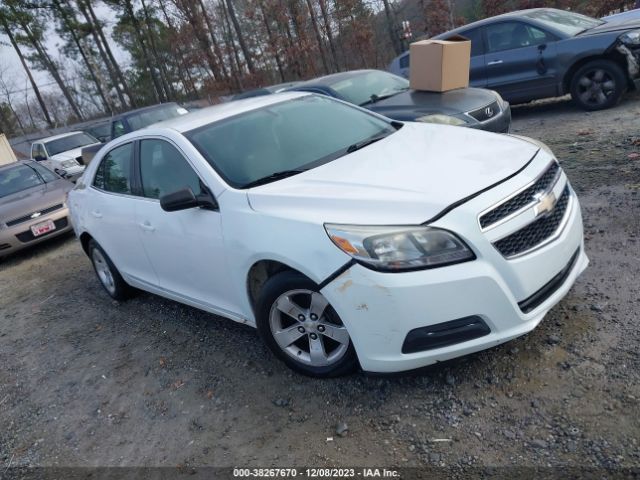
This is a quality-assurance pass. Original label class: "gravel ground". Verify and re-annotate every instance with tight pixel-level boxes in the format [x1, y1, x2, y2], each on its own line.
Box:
[1, 93, 639, 474]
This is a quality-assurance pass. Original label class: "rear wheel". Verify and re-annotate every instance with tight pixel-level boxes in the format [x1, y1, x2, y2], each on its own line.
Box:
[89, 240, 131, 300]
[570, 60, 626, 111]
[256, 271, 359, 377]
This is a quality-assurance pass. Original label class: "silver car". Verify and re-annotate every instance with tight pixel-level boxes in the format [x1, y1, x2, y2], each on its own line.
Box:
[0, 161, 73, 258]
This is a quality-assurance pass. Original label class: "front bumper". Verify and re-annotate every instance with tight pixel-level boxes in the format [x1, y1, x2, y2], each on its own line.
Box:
[320, 155, 586, 373]
[0, 207, 72, 258]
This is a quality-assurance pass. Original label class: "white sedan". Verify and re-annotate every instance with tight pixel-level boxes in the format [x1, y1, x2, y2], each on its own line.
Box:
[69, 93, 588, 377]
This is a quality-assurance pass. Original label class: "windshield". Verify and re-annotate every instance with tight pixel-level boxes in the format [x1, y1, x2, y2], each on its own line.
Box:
[0, 163, 57, 198]
[186, 95, 397, 188]
[522, 10, 604, 36]
[45, 132, 98, 156]
[85, 123, 110, 142]
[128, 104, 187, 131]
[328, 71, 410, 106]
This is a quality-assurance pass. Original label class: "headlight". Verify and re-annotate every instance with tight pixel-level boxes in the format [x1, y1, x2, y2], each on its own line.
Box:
[415, 114, 467, 126]
[325, 224, 475, 271]
[620, 30, 640, 46]
[61, 159, 78, 168]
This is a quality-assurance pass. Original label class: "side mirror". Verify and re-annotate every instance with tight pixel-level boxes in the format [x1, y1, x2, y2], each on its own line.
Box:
[160, 188, 218, 212]
[538, 43, 547, 52]
[34, 154, 46, 162]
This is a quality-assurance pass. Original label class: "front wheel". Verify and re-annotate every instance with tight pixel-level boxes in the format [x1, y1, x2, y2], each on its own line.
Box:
[256, 271, 359, 377]
[570, 60, 626, 111]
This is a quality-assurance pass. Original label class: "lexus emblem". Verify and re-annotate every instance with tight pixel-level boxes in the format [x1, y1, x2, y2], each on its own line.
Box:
[30, 212, 42, 219]
[484, 106, 495, 118]
[534, 191, 557, 217]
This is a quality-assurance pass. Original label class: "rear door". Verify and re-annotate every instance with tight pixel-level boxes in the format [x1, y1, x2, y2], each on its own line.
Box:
[483, 21, 559, 102]
[86, 142, 157, 286]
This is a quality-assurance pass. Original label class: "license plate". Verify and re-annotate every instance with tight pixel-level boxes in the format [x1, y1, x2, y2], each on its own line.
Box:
[30, 219, 56, 237]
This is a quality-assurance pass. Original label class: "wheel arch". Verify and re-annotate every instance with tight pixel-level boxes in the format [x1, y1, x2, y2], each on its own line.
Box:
[79, 231, 94, 257]
[246, 259, 311, 316]
[562, 53, 631, 94]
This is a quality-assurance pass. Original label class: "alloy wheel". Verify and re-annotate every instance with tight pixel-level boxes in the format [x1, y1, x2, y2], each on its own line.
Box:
[576, 69, 616, 108]
[268, 289, 350, 367]
[92, 248, 116, 295]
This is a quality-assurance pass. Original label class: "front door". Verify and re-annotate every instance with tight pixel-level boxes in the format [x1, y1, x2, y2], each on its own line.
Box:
[133, 137, 238, 316]
[483, 21, 559, 103]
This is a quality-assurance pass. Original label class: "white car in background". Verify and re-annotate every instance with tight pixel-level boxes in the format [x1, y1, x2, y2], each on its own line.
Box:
[69, 93, 588, 377]
[31, 131, 101, 181]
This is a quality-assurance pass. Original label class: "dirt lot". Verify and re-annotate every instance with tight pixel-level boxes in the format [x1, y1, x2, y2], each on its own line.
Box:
[1, 93, 639, 474]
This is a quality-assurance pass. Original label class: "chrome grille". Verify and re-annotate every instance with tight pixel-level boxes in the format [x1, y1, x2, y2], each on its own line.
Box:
[480, 162, 560, 229]
[6, 204, 64, 227]
[494, 186, 570, 258]
[468, 101, 500, 122]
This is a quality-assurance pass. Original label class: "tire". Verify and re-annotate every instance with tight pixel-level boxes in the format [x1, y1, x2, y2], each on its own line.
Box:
[570, 59, 626, 111]
[255, 271, 359, 377]
[88, 240, 131, 301]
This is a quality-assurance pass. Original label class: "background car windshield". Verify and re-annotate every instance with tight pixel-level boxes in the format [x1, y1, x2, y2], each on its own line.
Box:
[329, 71, 410, 106]
[522, 10, 603, 36]
[0, 164, 46, 198]
[45, 132, 98, 156]
[186, 95, 396, 188]
[128, 105, 186, 131]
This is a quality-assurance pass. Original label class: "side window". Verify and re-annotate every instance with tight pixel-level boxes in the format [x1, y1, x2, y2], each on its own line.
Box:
[112, 120, 126, 139]
[486, 22, 550, 53]
[33, 144, 44, 159]
[139, 139, 202, 199]
[458, 28, 484, 57]
[94, 143, 133, 194]
[399, 53, 410, 69]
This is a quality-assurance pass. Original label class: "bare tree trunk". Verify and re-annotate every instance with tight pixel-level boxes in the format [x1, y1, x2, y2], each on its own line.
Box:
[52, 0, 112, 115]
[220, 0, 244, 90]
[140, 0, 176, 100]
[121, 0, 164, 103]
[318, 0, 340, 70]
[382, 0, 401, 55]
[198, 0, 230, 83]
[82, 0, 135, 107]
[0, 16, 53, 128]
[225, 0, 255, 73]
[305, 0, 330, 74]
[76, 0, 130, 108]
[157, 0, 198, 97]
[258, 1, 285, 81]
[12, 11, 84, 120]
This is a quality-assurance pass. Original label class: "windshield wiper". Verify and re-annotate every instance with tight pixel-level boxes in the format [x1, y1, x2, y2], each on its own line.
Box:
[243, 169, 306, 188]
[360, 88, 409, 106]
[346, 133, 391, 154]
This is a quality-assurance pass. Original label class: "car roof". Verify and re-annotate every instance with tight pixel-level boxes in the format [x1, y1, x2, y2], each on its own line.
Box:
[433, 8, 560, 37]
[35, 131, 87, 143]
[151, 91, 310, 133]
[113, 102, 180, 121]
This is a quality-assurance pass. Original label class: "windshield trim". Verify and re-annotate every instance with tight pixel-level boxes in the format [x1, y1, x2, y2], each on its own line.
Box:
[184, 96, 398, 190]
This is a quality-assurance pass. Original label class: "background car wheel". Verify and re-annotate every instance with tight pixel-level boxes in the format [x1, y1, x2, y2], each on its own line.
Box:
[88, 240, 131, 301]
[570, 60, 626, 111]
[256, 271, 359, 377]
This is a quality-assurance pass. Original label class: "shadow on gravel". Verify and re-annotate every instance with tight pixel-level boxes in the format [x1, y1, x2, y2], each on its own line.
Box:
[0, 232, 75, 270]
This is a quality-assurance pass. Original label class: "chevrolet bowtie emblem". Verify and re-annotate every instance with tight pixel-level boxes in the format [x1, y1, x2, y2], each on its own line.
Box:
[30, 212, 42, 219]
[534, 191, 557, 217]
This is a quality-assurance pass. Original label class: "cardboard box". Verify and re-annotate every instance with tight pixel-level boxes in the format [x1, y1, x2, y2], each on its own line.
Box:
[0, 134, 18, 165]
[409, 36, 471, 92]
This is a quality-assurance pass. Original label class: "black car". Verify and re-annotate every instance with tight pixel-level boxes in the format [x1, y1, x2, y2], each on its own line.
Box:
[288, 69, 511, 133]
[388, 8, 640, 110]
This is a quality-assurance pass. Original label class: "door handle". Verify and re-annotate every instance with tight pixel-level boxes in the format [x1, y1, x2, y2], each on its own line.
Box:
[487, 60, 503, 66]
[139, 221, 155, 232]
[91, 210, 102, 218]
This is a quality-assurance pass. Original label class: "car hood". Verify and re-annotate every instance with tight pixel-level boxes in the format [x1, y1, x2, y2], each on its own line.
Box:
[50, 145, 98, 162]
[578, 19, 640, 35]
[0, 179, 71, 224]
[367, 87, 499, 120]
[247, 123, 539, 225]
